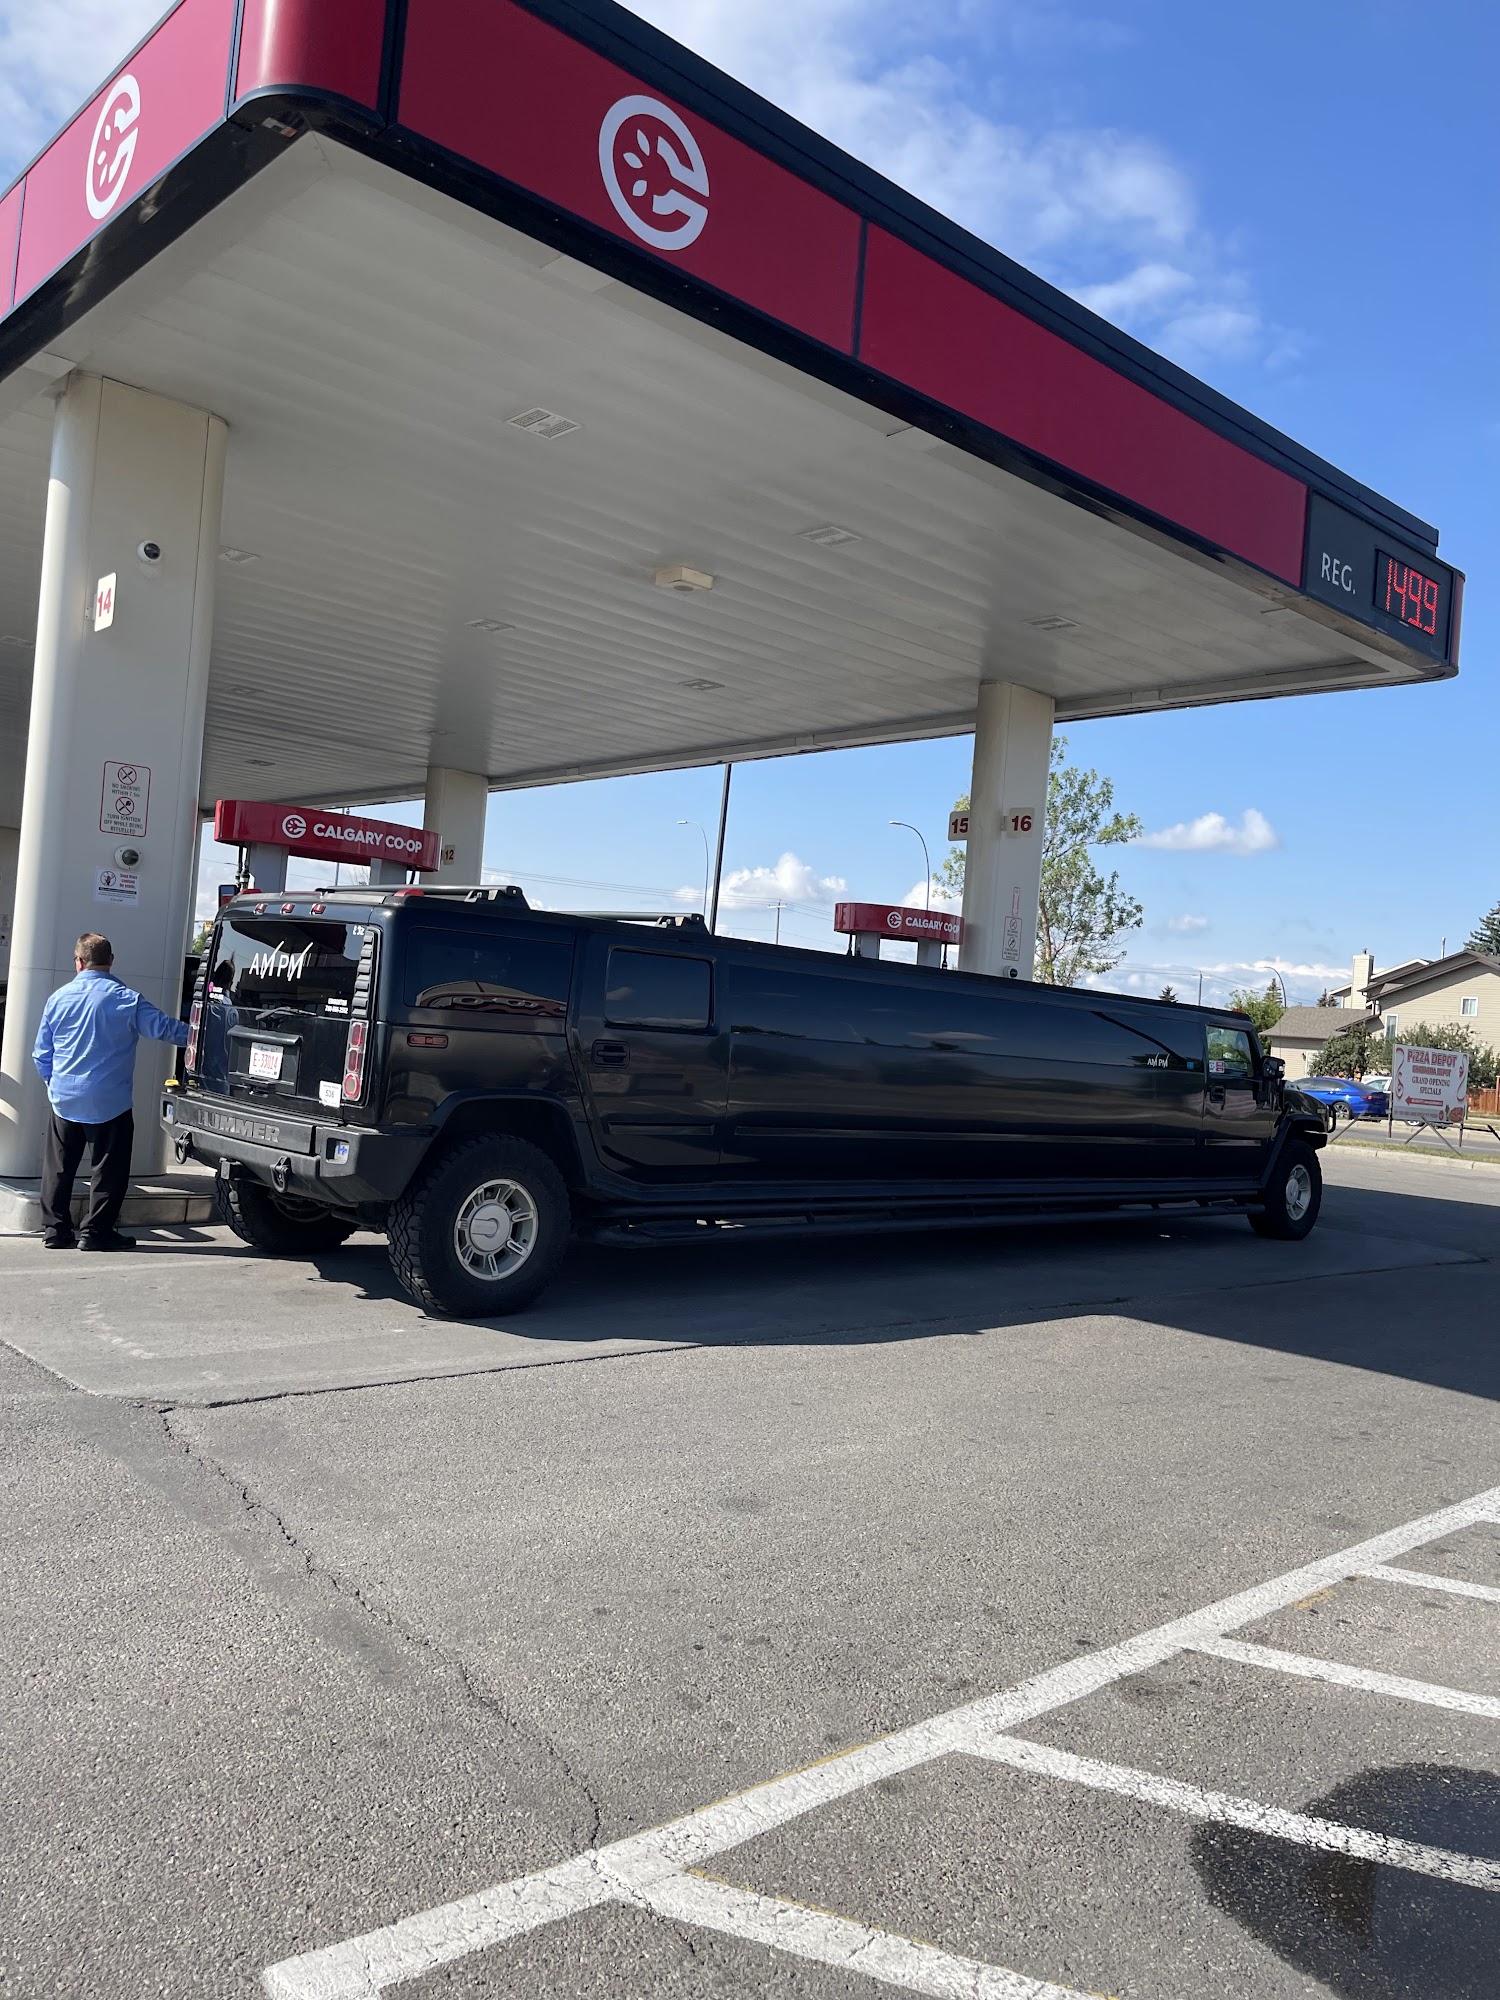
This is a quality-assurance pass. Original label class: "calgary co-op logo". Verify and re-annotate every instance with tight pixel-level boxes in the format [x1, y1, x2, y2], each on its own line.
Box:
[598, 95, 709, 251]
[281, 813, 308, 841]
[86, 74, 141, 221]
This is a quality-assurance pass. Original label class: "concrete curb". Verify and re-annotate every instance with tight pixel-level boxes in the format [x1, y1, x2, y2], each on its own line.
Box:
[0, 1170, 216, 1236]
[1327, 1139, 1500, 1173]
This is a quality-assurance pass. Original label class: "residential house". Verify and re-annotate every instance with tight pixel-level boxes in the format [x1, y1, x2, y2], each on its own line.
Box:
[1362, 951, 1500, 1048]
[1264, 1007, 1345, 1078]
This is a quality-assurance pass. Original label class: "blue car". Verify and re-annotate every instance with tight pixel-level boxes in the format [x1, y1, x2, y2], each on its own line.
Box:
[1293, 1076, 1389, 1121]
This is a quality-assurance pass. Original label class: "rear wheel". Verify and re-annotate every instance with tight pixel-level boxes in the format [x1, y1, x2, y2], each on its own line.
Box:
[386, 1134, 570, 1317]
[216, 1176, 356, 1253]
[1249, 1140, 1322, 1240]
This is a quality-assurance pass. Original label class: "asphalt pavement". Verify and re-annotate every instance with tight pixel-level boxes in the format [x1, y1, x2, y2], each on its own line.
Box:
[2, 1148, 1497, 1999]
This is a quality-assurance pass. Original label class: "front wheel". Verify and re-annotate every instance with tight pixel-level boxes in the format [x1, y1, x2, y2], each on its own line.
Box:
[386, 1134, 570, 1316]
[216, 1176, 356, 1253]
[1249, 1140, 1322, 1240]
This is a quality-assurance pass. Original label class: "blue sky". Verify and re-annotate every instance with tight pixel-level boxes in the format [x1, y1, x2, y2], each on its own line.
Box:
[4, 0, 1495, 1002]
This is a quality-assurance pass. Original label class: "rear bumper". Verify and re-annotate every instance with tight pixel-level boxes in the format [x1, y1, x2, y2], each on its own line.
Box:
[161, 1093, 429, 1205]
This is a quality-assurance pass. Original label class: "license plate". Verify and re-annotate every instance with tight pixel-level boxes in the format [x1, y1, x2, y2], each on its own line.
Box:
[248, 1044, 283, 1080]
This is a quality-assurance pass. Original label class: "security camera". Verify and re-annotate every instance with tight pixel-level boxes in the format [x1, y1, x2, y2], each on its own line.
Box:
[137, 540, 162, 564]
[113, 845, 141, 868]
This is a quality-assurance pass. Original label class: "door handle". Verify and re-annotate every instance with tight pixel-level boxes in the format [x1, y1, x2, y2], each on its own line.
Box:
[1207, 1085, 1226, 1107]
[591, 1040, 628, 1068]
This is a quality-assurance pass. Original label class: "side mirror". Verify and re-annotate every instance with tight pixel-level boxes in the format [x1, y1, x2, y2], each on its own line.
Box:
[1263, 1055, 1286, 1080]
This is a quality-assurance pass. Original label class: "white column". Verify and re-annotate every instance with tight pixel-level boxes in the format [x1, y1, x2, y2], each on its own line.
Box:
[0, 374, 226, 1176]
[0, 826, 18, 985]
[245, 841, 288, 892]
[421, 765, 488, 883]
[958, 681, 1054, 979]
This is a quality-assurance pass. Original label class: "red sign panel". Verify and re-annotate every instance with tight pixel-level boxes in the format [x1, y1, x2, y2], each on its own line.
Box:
[234, 0, 388, 114]
[12, 0, 236, 307]
[215, 799, 441, 872]
[399, 0, 862, 353]
[835, 902, 964, 946]
[858, 228, 1308, 586]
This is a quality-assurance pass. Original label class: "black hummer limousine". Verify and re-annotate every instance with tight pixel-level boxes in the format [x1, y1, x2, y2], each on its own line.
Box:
[163, 887, 1328, 1315]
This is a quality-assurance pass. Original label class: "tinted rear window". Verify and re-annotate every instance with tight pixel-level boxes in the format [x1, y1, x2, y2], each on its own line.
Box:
[212, 915, 374, 1014]
[606, 950, 712, 1030]
[403, 929, 572, 1026]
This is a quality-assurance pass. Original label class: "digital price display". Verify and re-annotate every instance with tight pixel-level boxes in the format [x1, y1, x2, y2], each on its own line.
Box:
[1377, 552, 1442, 637]
[1302, 495, 1457, 663]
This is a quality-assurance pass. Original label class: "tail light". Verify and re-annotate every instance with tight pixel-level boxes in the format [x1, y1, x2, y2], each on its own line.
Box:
[341, 1020, 368, 1101]
[184, 955, 210, 1073]
[340, 931, 379, 1105]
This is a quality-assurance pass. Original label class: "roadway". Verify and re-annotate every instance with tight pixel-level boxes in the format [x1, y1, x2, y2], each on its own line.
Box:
[2, 1148, 1496, 1998]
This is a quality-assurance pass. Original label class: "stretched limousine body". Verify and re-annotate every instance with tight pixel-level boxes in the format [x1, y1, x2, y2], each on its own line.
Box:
[165, 888, 1327, 1314]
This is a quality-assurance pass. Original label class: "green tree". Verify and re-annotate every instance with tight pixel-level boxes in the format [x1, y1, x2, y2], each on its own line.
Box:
[1229, 982, 1284, 1033]
[1310, 1018, 1392, 1079]
[189, 921, 213, 956]
[937, 737, 1143, 985]
[1389, 1022, 1498, 1091]
[1466, 900, 1500, 956]
[1159, 985, 1179, 1003]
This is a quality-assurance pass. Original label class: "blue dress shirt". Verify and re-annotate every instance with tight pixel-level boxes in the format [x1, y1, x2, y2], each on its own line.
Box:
[33, 968, 189, 1126]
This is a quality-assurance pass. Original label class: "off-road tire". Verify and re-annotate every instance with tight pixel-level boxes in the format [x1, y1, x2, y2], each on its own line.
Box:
[215, 1175, 356, 1253]
[387, 1133, 570, 1317]
[1249, 1139, 1322, 1240]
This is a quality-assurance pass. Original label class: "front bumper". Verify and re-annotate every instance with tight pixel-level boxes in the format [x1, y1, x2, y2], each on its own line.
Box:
[161, 1092, 429, 1205]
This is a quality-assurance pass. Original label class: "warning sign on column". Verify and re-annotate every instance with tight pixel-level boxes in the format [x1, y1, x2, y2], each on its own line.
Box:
[101, 761, 150, 837]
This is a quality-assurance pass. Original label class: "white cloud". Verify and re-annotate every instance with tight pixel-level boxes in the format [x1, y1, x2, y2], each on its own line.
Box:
[901, 878, 959, 910]
[716, 851, 847, 910]
[0, 3, 161, 179]
[1135, 808, 1280, 856]
[1165, 912, 1210, 933]
[627, 0, 1278, 367]
[1088, 955, 1349, 1006]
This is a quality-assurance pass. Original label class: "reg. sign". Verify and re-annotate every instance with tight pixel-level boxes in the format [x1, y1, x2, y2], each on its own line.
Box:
[1391, 1043, 1469, 1125]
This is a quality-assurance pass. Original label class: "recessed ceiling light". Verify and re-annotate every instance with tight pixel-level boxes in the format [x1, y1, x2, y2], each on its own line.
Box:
[800, 524, 862, 548]
[507, 406, 581, 441]
[1026, 614, 1078, 632]
[219, 546, 260, 564]
[655, 565, 714, 594]
[466, 617, 514, 634]
[679, 677, 724, 691]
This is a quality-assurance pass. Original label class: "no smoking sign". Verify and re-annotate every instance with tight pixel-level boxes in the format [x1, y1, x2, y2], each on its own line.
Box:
[100, 760, 150, 837]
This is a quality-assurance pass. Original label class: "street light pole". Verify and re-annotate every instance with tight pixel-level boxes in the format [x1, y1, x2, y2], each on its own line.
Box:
[889, 820, 931, 909]
[677, 819, 710, 916]
[708, 763, 734, 933]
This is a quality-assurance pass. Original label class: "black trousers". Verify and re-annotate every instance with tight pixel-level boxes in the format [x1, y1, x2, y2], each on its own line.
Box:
[41, 1108, 133, 1241]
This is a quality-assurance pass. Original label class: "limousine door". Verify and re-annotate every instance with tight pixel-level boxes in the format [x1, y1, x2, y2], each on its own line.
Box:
[1202, 1021, 1278, 1176]
[573, 939, 727, 1179]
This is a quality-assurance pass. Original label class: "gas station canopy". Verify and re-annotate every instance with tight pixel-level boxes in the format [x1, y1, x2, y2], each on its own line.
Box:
[0, 0, 1462, 827]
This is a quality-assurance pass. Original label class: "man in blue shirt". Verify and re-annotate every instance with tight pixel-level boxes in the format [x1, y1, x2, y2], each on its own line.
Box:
[32, 932, 189, 1251]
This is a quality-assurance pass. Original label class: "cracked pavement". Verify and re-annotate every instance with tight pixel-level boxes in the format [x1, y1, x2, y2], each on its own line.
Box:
[3, 1148, 1498, 1998]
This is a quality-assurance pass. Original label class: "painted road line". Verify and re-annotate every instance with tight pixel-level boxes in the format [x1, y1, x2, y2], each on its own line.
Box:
[1362, 1562, 1500, 1604]
[260, 1482, 1500, 1997]
[1198, 1635, 1500, 1719]
[968, 1734, 1500, 1891]
[258, 1856, 613, 2000]
[639, 1872, 1090, 1999]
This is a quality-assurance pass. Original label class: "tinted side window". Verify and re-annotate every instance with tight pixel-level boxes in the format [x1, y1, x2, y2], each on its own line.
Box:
[403, 929, 572, 1028]
[1206, 1024, 1255, 1077]
[606, 950, 712, 1030]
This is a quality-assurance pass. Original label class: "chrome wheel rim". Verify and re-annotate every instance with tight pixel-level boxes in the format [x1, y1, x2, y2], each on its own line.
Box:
[1285, 1163, 1313, 1222]
[454, 1178, 539, 1281]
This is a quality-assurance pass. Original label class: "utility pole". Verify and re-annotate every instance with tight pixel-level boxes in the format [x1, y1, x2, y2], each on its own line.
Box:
[774, 900, 782, 945]
[677, 818, 711, 915]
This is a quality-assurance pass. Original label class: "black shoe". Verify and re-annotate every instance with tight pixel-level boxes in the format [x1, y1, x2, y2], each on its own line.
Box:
[78, 1231, 137, 1252]
[42, 1233, 76, 1250]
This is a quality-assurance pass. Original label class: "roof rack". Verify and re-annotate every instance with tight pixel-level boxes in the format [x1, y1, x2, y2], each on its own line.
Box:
[565, 911, 708, 927]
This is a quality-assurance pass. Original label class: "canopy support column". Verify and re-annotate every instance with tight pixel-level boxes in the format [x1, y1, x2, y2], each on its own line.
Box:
[957, 681, 1054, 980]
[421, 767, 487, 884]
[0, 373, 226, 1176]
